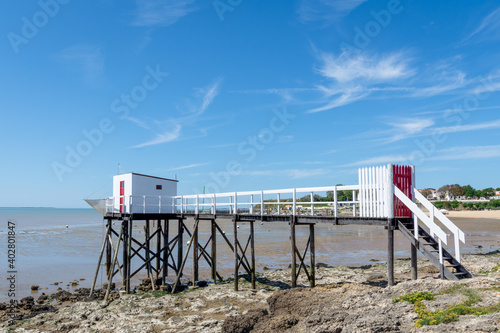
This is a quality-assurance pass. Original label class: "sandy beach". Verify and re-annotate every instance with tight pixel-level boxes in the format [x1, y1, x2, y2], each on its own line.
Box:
[447, 210, 500, 219]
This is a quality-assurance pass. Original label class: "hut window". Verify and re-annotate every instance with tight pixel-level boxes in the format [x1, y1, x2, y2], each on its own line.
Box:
[156, 185, 162, 190]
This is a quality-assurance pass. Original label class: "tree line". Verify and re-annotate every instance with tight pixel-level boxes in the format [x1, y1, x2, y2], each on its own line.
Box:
[421, 184, 499, 199]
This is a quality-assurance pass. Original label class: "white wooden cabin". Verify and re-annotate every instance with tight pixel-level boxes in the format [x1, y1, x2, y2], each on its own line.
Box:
[111, 173, 178, 214]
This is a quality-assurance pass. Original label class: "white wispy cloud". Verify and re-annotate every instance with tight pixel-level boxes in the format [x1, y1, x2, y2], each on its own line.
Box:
[240, 168, 328, 179]
[56, 44, 105, 84]
[298, 0, 367, 23]
[409, 71, 467, 97]
[130, 77, 223, 148]
[130, 123, 182, 148]
[463, 6, 500, 43]
[348, 154, 409, 167]
[317, 52, 414, 83]
[434, 119, 500, 135]
[165, 163, 210, 171]
[383, 118, 435, 143]
[432, 145, 500, 161]
[348, 144, 500, 167]
[308, 51, 413, 113]
[361, 117, 500, 146]
[132, 0, 196, 27]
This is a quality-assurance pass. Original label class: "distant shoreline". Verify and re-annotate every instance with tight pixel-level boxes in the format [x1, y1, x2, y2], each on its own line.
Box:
[447, 210, 500, 220]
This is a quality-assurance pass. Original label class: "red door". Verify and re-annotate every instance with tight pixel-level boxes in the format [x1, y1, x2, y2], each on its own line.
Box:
[120, 181, 125, 212]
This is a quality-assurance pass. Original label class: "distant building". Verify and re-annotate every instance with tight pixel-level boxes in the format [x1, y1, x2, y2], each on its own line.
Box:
[417, 189, 438, 200]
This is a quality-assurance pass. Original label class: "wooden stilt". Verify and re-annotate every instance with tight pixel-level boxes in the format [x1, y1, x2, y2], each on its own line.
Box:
[250, 221, 256, 289]
[90, 221, 110, 297]
[234, 217, 239, 291]
[145, 220, 150, 278]
[193, 218, 199, 284]
[171, 219, 199, 293]
[309, 223, 315, 288]
[388, 219, 395, 287]
[290, 217, 297, 288]
[106, 219, 112, 277]
[211, 219, 217, 283]
[122, 221, 129, 293]
[411, 243, 418, 280]
[177, 219, 183, 276]
[104, 226, 123, 303]
[162, 220, 168, 284]
[126, 220, 132, 293]
[156, 220, 161, 281]
[144, 225, 155, 291]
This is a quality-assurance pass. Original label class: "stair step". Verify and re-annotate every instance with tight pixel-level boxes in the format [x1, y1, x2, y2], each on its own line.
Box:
[453, 272, 468, 276]
[446, 264, 461, 268]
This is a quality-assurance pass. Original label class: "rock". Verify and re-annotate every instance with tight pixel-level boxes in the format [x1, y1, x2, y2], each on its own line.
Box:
[103, 282, 115, 290]
[19, 296, 35, 310]
[196, 280, 208, 288]
[221, 308, 268, 333]
[31, 285, 39, 291]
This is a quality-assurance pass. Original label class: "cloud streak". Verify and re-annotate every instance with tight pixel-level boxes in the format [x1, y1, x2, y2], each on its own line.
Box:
[348, 144, 500, 167]
[56, 44, 105, 85]
[298, 0, 367, 23]
[463, 6, 500, 43]
[132, 0, 196, 27]
[130, 77, 223, 148]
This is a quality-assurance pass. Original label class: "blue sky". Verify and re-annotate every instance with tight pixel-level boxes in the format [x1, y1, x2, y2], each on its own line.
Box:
[1, 0, 500, 208]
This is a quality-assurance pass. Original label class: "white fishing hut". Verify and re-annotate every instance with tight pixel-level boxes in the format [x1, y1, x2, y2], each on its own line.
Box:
[111, 173, 178, 214]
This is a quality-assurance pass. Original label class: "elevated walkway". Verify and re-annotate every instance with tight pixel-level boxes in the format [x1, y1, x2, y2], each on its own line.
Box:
[91, 164, 471, 299]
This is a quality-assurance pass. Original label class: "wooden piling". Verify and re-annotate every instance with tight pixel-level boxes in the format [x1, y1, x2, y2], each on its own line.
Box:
[126, 220, 132, 293]
[177, 219, 183, 276]
[90, 221, 110, 297]
[290, 216, 297, 288]
[387, 219, 395, 287]
[250, 221, 256, 289]
[211, 219, 217, 283]
[156, 220, 161, 281]
[145, 220, 150, 278]
[104, 226, 123, 303]
[234, 217, 239, 291]
[162, 220, 168, 284]
[106, 219, 112, 277]
[411, 243, 418, 280]
[122, 221, 129, 293]
[193, 218, 199, 284]
[309, 223, 315, 288]
[171, 219, 199, 293]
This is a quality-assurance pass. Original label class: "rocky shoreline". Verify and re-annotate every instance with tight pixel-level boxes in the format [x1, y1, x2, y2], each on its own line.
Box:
[1, 251, 499, 332]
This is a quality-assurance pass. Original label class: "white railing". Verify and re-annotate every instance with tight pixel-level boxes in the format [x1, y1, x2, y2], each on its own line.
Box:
[105, 195, 175, 214]
[415, 190, 465, 262]
[173, 185, 360, 217]
[359, 165, 390, 218]
[394, 186, 448, 265]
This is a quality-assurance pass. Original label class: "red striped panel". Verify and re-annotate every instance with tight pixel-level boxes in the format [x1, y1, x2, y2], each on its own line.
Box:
[393, 165, 413, 217]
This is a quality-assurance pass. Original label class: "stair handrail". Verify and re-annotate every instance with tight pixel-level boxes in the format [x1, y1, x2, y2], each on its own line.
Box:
[414, 190, 465, 262]
[393, 186, 448, 244]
